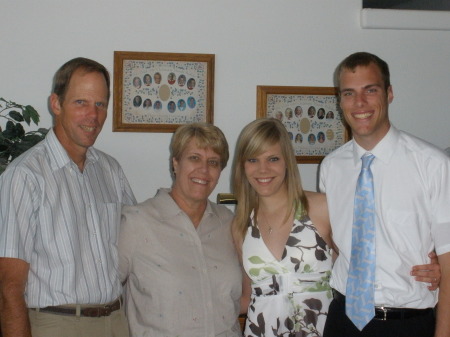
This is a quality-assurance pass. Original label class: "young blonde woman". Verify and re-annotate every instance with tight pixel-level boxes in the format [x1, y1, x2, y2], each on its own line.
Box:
[232, 118, 333, 336]
[231, 118, 440, 337]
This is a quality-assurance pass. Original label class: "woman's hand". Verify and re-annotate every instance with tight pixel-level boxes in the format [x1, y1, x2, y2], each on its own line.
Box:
[410, 251, 440, 290]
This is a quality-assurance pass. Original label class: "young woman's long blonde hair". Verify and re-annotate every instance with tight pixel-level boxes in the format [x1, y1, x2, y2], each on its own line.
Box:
[231, 118, 308, 243]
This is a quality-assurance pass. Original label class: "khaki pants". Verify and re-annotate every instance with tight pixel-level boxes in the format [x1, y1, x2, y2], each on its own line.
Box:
[28, 306, 129, 337]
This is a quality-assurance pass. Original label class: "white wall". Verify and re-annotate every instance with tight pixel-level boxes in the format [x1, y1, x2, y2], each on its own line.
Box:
[2, 0, 450, 202]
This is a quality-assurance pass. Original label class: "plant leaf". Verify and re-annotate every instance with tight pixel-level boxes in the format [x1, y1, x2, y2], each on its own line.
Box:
[25, 105, 40, 125]
[15, 123, 25, 138]
[8, 110, 24, 122]
[23, 134, 45, 143]
[5, 121, 15, 131]
[37, 128, 49, 135]
[22, 106, 31, 125]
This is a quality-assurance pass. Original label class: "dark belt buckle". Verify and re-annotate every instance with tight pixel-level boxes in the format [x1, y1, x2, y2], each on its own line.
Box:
[103, 304, 112, 316]
[379, 306, 387, 320]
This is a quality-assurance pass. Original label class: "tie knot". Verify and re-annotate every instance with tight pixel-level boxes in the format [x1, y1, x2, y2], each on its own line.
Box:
[361, 153, 375, 169]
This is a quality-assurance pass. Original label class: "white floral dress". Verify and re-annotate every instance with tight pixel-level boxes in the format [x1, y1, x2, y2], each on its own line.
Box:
[242, 207, 332, 337]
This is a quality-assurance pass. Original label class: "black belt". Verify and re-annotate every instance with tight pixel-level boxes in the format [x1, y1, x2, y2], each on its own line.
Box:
[30, 297, 121, 318]
[332, 289, 434, 320]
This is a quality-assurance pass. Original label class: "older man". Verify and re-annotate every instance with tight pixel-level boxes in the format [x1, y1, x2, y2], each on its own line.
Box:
[0, 57, 136, 337]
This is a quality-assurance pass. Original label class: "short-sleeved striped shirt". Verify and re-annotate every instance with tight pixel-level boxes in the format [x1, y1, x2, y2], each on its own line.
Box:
[0, 128, 136, 307]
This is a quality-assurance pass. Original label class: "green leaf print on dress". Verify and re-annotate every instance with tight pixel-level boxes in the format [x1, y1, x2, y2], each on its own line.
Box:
[242, 208, 332, 337]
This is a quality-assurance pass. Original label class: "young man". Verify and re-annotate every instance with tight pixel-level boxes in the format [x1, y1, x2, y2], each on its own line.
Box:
[0, 58, 136, 337]
[320, 52, 450, 337]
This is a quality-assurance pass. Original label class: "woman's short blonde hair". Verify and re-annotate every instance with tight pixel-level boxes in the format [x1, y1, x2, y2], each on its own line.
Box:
[231, 118, 308, 241]
[170, 123, 229, 174]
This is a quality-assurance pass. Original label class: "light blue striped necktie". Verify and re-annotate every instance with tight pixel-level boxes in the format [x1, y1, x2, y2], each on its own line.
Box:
[346, 153, 376, 331]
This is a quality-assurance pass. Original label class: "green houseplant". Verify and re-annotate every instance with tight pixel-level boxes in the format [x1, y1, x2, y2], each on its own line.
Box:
[0, 97, 49, 174]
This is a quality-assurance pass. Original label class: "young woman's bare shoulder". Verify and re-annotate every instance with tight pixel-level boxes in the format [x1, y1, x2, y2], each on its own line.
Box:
[304, 191, 333, 249]
[304, 190, 326, 204]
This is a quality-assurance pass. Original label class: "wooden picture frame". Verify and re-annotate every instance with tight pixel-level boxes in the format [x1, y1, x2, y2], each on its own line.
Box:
[113, 51, 214, 132]
[257, 85, 350, 164]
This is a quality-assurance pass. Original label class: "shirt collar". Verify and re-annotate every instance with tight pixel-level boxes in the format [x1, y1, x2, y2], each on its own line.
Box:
[154, 187, 216, 220]
[45, 128, 99, 172]
[352, 125, 399, 165]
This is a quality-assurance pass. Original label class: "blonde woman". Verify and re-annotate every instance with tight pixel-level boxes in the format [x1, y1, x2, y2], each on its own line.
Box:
[232, 118, 333, 336]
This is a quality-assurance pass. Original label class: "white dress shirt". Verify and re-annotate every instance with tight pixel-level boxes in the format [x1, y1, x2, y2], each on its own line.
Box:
[320, 126, 450, 308]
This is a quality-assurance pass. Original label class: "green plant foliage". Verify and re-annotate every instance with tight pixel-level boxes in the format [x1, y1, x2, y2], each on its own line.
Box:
[0, 98, 49, 174]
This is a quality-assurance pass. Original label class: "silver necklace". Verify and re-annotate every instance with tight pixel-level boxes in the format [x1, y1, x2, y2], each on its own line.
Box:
[265, 217, 282, 235]
[263, 210, 292, 235]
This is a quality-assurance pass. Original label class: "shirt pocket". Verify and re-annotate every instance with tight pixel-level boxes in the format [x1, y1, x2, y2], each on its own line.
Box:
[98, 202, 122, 244]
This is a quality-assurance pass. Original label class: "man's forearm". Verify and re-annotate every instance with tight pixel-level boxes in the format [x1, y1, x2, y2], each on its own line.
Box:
[435, 303, 450, 337]
[434, 252, 450, 337]
[0, 289, 32, 337]
[0, 257, 32, 337]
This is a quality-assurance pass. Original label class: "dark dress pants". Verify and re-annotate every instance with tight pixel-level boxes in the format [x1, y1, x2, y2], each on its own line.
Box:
[323, 297, 435, 337]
